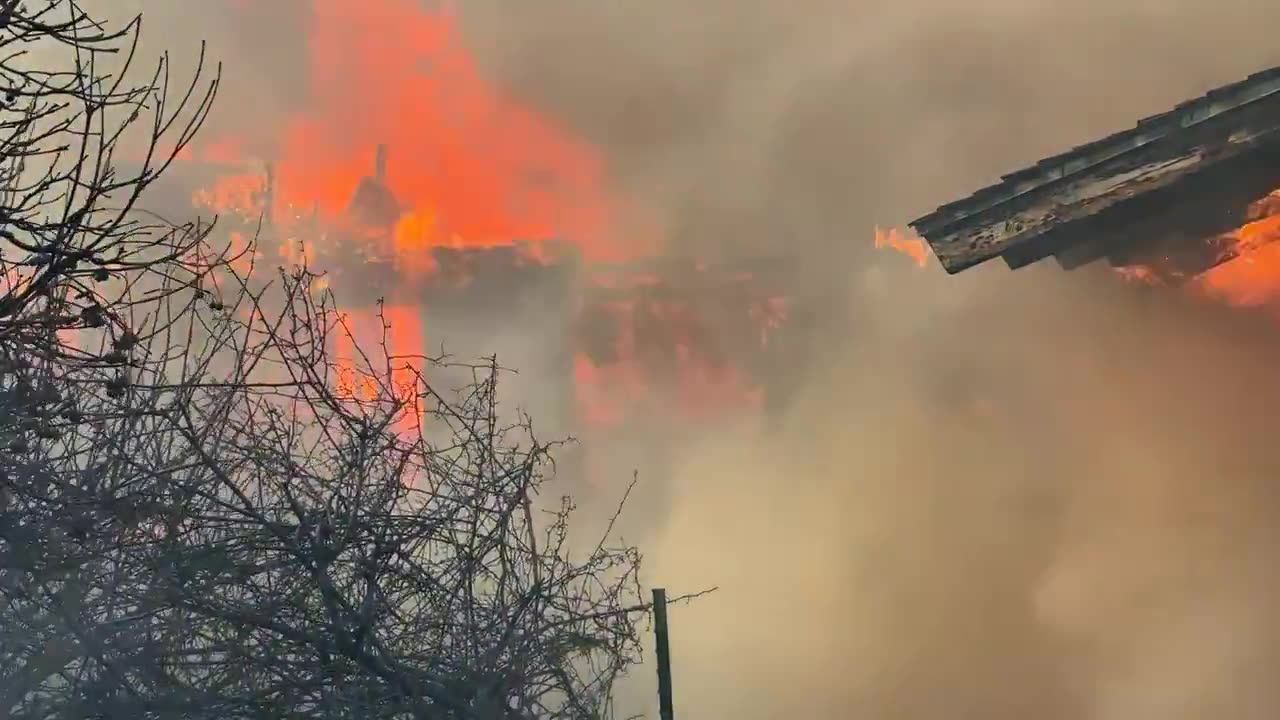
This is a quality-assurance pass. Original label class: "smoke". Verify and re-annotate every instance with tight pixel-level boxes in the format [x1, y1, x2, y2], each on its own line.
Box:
[119, 0, 311, 153]
[114, 0, 1280, 716]
[617, 266, 1280, 719]
[449, 1, 1280, 718]
[455, 0, 1280, 265]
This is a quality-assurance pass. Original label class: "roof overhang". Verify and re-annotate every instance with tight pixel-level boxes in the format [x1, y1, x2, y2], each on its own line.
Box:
[910, 67, 1280, 280]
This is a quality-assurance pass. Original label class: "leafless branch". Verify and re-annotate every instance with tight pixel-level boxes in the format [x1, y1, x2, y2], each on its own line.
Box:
[0, 4, 674, 718]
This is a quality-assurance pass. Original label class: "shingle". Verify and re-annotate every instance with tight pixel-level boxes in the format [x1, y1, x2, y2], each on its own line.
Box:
[909, 66, 1280, 239]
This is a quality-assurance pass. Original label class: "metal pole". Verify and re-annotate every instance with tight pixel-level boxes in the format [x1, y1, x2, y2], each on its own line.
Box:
[652, 588, 674, 720]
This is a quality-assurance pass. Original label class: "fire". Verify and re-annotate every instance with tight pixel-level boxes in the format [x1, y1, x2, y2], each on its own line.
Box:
[192, 0, 647, 434]
[1107, 189, 1280, 309]
[195, 174, 267, 224]
[390, 209, 442, 274]
[273, 0, 646, 265]
[333, 305, 424, 429]
[1115, 265, 1164, 286]
[1196, 191, 1280, 307]
[186, 0, 788, 446]
[1198, 243, 1280, 307]
[573, 269, 780, 430]
[874, 226, 931, 267]
[194, 0, 649, 267]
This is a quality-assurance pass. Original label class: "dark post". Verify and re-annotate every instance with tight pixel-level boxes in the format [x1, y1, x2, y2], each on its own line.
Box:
[652, 588, 674, 720]
[374, 143, 388, 183]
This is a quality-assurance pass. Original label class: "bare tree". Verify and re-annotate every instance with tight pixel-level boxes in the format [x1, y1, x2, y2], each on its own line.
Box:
[0, 0, 220, 380]
[0, 4, 661, 718]
[0, 1, 220, 714]
[2, 260, 652, 719]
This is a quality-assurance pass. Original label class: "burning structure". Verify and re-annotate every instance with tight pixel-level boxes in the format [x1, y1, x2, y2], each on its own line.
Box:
[190, 142, 798, 440]
[910, 67, 1280, 282]
[173, 0, 813, 458]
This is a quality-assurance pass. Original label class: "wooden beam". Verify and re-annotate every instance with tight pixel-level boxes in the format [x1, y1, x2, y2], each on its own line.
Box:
[1025, 139, 1280, 277]
[910, 69, 1280, 275]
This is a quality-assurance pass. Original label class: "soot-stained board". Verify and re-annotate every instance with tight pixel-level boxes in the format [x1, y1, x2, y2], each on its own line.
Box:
[910, 67, 1280, 279]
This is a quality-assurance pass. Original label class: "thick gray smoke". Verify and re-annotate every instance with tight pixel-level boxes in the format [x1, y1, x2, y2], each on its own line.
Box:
[452, 2, 1280, 718]
[119, 0, 1280, 717]
[456, 0, 1280, 264]
[111, 0, 310, 154]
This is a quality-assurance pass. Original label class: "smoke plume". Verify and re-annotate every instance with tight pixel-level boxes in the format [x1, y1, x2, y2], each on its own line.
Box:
[452, 1, 1280, 717]
[127, 0, 1280, 716]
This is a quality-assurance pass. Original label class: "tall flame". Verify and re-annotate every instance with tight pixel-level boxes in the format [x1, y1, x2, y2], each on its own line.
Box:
[270, 0, 647, 265]
[188, 0, 783, 441]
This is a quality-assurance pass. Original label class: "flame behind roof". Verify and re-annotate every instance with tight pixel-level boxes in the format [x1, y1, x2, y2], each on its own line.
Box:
[910, 67, 1280, 280]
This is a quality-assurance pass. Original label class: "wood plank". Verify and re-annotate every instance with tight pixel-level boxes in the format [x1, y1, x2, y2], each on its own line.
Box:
[927, 103, 1280, 273]
[910, 70, 1280, 275]
[911, 69, 1280, 242]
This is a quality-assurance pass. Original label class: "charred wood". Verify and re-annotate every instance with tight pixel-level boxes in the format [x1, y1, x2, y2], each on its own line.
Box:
[910, 67, 1280, 277]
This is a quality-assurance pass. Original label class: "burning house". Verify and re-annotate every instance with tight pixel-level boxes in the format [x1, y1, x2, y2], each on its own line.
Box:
[187, 142, 799, 443]
[909, 67, 1280, 282]
[161, 0, 812, 493]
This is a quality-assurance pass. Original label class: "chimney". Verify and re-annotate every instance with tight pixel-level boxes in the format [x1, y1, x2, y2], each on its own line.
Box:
[374, 144, 387, 183]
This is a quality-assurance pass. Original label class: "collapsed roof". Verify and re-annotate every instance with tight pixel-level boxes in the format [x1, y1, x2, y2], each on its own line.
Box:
[910, 67, 1280, 280]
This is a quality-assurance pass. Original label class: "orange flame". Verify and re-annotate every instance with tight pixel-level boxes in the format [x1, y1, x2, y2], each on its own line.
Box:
[874, 226, 930, 267]
[192, 0, 652, 436]
[194, 173, 266, 223]
[332, 305, 424, 431]
[190, 0, 785, 444]
[1195, 192, 1280, 306]
[272, 0, 646, 265]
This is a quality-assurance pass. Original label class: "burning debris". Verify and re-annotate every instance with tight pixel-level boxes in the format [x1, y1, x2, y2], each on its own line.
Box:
[909, 67, 1280, 284]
